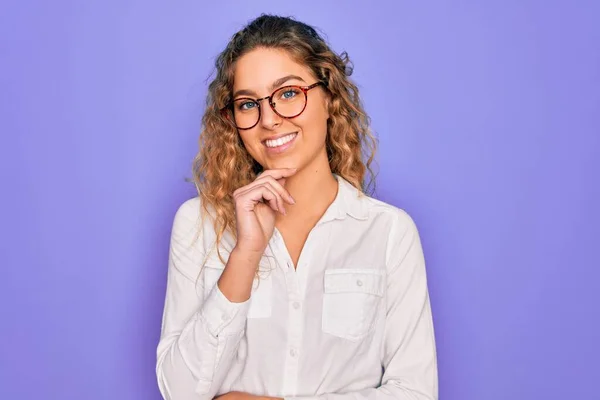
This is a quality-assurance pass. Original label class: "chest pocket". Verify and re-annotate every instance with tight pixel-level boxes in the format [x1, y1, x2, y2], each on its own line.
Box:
[322, 268, 385, 341]
[202, 257, 273, 319]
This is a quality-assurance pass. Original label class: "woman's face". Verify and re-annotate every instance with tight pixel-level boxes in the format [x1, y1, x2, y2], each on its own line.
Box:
[232, 47, 330, 172]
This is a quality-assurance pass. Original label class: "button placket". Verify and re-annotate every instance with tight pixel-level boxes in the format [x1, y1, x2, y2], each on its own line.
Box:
[282, 259, 302, 396]
[276, 225, 321, 397]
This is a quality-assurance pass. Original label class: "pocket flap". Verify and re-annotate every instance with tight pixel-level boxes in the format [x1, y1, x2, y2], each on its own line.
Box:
[324, 269, 385, 296]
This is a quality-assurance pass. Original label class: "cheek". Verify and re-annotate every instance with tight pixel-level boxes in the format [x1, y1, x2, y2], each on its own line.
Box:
[238, 132, 260, 154]
[296, 92, 327, 121]
[298, 105, 329, 140]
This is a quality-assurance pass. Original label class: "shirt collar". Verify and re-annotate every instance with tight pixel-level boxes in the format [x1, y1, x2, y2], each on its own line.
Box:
[320, 174, 370, 223]
[267, 174, 370, 258]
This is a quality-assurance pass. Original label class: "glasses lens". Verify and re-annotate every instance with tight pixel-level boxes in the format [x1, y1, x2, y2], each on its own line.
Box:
[230, 87, 307, 129]
[232, 99, 260, 129]
[272, 86, 306, 118]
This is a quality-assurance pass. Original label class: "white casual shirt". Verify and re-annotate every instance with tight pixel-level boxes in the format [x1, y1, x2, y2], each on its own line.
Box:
[156, 174, 438, 400]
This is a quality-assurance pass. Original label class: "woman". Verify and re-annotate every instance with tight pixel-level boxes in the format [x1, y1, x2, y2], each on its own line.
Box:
[156, 14, 438, 400]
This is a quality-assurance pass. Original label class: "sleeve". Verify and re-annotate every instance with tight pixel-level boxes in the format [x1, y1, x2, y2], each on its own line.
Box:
[286, 211, 438, 400]
[156, 198, 252, 400]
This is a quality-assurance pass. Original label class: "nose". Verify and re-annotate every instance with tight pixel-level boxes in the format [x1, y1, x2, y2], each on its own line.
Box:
[259, 99, 282, 130]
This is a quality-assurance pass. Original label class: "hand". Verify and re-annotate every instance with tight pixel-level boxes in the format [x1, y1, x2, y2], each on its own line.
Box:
[214, 392, 283, 400]
[232, 168, 297, 254]
[214, 392, 257, 400]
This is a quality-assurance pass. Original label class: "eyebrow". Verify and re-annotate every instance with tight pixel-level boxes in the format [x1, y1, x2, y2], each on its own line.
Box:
[232, 75, 307, 99]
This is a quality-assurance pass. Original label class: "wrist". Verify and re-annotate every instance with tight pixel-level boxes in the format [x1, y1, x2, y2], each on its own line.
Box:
[231, 245, 264, 264]
[217, 247, 262, 303]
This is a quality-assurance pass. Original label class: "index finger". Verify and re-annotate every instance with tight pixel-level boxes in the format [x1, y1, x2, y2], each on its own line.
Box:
[256, 168, 298, 180]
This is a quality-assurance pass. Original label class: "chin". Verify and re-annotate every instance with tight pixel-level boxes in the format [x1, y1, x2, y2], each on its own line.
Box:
[259, 152, 295, 168]
[265, 161, 297, 171]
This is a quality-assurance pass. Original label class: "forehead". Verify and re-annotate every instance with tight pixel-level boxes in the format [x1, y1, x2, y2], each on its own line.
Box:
[233, 48, 314, 92]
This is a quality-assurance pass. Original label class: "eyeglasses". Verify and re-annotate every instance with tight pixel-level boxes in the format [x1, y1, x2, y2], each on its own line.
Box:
[221, 82, 324, 130]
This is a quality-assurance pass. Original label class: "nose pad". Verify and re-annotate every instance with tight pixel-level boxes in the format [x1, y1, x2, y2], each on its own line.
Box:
[260, 100, 282, 128]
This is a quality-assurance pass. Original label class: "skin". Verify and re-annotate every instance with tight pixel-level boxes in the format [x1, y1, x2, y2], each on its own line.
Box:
[216, 47, 339, 400]
[234, 48, 332, 195]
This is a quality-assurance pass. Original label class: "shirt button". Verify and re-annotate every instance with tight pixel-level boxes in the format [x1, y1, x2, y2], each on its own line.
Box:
[292, 301, 300, 310]
[290, 348, 297, 357]
[356, 279, 363, 287]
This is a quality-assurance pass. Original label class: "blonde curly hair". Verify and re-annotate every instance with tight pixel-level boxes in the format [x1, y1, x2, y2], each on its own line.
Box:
[191, 14, 378, 257]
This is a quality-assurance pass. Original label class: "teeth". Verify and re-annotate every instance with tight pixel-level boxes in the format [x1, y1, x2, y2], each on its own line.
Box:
[265, 133, 296, 148]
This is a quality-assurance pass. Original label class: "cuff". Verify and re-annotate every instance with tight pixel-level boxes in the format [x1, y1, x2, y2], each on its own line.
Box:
[200, 283, 250, 337]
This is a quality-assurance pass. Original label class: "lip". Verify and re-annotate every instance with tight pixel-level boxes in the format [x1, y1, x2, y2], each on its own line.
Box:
[261, 132, 298, 143]
[263, 132, 298, 155]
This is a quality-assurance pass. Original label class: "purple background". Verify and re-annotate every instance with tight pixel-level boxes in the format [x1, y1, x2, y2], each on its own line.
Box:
[1, 1, 599, 399]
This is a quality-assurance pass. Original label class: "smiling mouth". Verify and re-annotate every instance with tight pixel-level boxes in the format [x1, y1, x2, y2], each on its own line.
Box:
[263, 132, 297, 148]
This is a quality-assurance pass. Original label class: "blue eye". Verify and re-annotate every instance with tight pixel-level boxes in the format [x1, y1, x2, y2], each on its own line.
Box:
[279, 88, 301, 100]
[238, 101, 257, 111]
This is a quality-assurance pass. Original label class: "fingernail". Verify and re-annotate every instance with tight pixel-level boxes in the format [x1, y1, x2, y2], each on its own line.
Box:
[289, 196, 296, 204]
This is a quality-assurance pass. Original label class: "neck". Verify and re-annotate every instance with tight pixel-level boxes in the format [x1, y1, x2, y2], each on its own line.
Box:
[276, 150, 338, 223]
